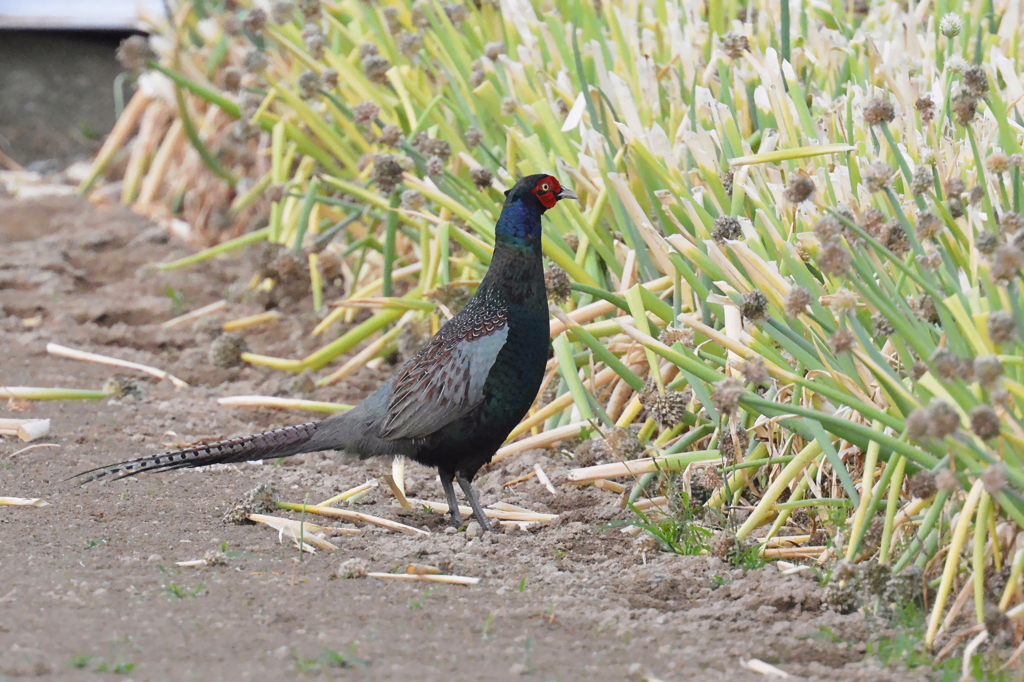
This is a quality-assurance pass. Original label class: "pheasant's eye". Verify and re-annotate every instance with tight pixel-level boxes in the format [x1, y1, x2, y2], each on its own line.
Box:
[540, 183, 550, 191]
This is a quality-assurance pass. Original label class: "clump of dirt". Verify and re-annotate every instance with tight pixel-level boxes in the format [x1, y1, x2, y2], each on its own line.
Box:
[223, 483, 278, 523]
[0, 195, 958, 680]
[822, 560, 926, 617]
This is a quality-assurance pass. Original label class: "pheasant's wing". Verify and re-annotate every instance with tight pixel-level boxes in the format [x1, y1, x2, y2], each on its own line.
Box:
[380, 309, 508, 440]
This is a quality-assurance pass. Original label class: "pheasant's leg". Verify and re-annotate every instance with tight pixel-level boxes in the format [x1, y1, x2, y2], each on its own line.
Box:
[457, 475, 494, 533]
[440, 474, 465, 527]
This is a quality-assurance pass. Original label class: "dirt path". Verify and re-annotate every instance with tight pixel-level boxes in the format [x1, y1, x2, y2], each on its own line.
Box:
[0, 194, 927, 681]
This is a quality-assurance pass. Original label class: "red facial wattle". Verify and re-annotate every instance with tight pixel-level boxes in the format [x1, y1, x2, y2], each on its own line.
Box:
[531, 176, 562, 209]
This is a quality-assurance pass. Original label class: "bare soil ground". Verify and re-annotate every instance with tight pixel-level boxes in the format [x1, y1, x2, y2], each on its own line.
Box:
[0, 195, 934, 681]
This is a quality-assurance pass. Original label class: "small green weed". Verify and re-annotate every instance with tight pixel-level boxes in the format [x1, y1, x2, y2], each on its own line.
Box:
[95, 661, 137, 675]
[219, 541, 246, 558]
[156, 563, 205, 599]
[867, 627, 1012, 682]
[163, 285, 186, 314]
[604, 500, 712, 555]
[521, 635, 535, 672]
[731, 538, 768, 571]
[294, 647, 368, 672]
[809, 603, 1015, 681]
[77, 120, 102, 140]
[813, 625, 845, 645]
[68, 655, 94, 669]
[161, 582, 205, 600]
[409, 586, 436, 610]
[67, 656, 136, 675]
[481, 613, 495, 639]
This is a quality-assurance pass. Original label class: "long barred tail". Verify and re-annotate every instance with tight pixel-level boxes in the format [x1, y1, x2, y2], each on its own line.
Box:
[69, 422, 321, 484]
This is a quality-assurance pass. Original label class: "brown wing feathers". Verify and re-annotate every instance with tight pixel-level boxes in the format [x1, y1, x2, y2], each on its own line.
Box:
[380, 306, 508, 440]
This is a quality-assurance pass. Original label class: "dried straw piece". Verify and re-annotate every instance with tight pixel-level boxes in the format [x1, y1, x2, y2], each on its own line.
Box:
[632, 496, 668, 511]
[317, 480, 378, 506]
[278, 502, 429, 535]
[122, 102, 173, 203]
[46, 342, 189, 388]
[248, 514, 339, 552]
[223, 311, 283, 331]
[406, 563, 441, 575]
[533, 463, 557, 494]
[0, 418, 50, 442]
[762, 534, 812, 548]
[492, 422, 587, 464]
[384, 473, 413, 510]
[593, 479, 626, 493]
[366, 572, 479, 586]
[567, 451, 718, 484]
[217, 395, 350, 414]
[961, 631, 989, 677]
[502, 471, 537, 487]
[489, 502, 539, 513]
[137, 118, 184, 205]
[392, 457, 407, 497]
[5, 443, 60, 458]
[739, 658, 791, 678]
[548, 300, 617, 337]
[160, 300, 227, 328]
[81, 91, 153, 194]
[405, 498, 557, 522]
[1001, 631, 1024, 671]
[934, 624, 986, 663]
[249, 513, 355, 544]
[0, 497, 49, 507]
[759, 546, 826, 560]
[251, 514, 359, 537]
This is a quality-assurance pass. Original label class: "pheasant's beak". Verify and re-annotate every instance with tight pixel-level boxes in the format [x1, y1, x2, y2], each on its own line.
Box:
[557, 187, 579, 202]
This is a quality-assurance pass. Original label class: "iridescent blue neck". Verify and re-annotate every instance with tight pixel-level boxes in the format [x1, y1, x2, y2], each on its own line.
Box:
[494, 199, 544, 252]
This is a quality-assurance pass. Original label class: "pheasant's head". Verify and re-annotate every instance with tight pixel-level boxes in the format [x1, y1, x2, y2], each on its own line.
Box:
[503, 173, 578, 210]
[495, 174, 578, 248]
